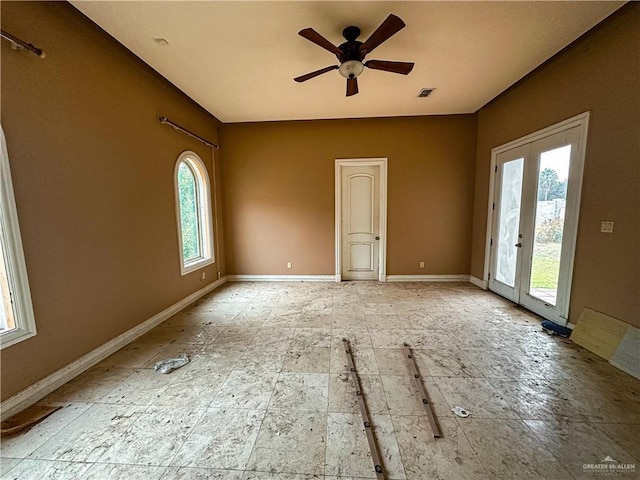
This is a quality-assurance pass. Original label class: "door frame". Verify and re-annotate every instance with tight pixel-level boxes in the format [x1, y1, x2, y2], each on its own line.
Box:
[482, 112, 590, 323]
[335, 158, 388, 283]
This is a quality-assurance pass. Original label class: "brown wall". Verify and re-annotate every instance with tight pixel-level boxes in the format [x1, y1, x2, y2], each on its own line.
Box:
[220, 116, 477, 276]
[470, 4, 639, 326]
[1, 2, 224, 400]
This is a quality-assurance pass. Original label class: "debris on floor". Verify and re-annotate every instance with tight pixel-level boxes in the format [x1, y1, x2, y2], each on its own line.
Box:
[154, 353, 189, 374]
[1, 405, 62, 437]
[541, 320, 572, 338]
[451, 406, 471, 418]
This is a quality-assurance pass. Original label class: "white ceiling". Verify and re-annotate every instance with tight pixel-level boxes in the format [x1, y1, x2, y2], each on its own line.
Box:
[71, 1, 624, 123]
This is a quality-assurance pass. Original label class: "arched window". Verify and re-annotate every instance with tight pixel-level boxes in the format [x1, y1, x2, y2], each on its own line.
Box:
[174, 151, 214, 275]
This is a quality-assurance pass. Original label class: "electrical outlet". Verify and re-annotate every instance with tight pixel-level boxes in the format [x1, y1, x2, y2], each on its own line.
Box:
[287, 262, 292, 269]
[200, 272, 206, 281]
[601, 221, 614, 233]
[419, 261, 425, 269]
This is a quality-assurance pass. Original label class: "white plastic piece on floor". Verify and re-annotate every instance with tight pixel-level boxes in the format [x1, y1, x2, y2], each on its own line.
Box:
[154, 353, 189, 374]
[451, 405, 471, 418]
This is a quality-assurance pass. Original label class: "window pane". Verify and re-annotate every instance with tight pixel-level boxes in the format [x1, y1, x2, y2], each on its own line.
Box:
[0, 238, 15, 332]
[529, 145, 571, 305]
[177, 162, 201, 262]
[495, 158, 524, 287]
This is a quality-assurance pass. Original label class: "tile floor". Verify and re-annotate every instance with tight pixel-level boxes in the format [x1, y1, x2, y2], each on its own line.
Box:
[1, 281, 639, 480]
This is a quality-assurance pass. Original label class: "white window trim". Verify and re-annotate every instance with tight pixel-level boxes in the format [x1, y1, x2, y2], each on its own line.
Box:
[174, 151, 214, 275]
[1, 125, 37, 349]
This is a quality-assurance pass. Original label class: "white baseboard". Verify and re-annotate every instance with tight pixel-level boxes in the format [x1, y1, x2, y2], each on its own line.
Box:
[386, 274, 470, 282]
[227, 275, 334, 282]
[0, 276, 227, 421]
[469, 276, 488, 289]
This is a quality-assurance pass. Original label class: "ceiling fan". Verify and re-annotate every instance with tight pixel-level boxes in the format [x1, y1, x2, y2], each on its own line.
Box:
[294, 14, 415, 97]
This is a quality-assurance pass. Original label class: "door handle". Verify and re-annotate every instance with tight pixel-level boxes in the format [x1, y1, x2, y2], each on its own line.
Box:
[375, 236, 380, 240]
[515, 243, 522, 248]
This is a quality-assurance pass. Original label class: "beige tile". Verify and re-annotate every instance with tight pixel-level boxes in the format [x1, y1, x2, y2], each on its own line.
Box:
[249, 328, 295, 351]
[82, 463, 167, 479]
[136, 325, 184, 344]
[172, 326, 222, 345]
[403, 330, 458, 350]
[332, 313, 367, 329]
[153, 368, 228, 408]
[99, 368, 172, 406]
[162, 467, 243, 479]
[31, 404, 145, 462]
[98, 405, 205, 466]
[524, 419, 638, 479]
[238, 348, 287, 373]
[331, 328, 374, 350]
[0, 458, 21, 476]
[0, 459, 91, 479]
[209, 327, 259, 350]
[434, 377, 519, 419]
[380, 375, 450, 419]
[98, 343, 166, 368]
[246, 410, 327, 475]
[325, 412, 405, 479]
[0, 403, 91, 458]
[242, 473, 322, 480]
[330, 346, 379, 374]
[364, 314, 403, 330]
[392, 416, 489, 480]
[210, 370, 278, 410]
[297, 313, 332, 328]
[282, 347, 331, 373]
[416, 348, 483, 377]
[328, 373, 389, 415]
[363, 303, 395, 314]
[596, 423, 640, 460]
[374, 349, 420, 375]
[270, 373, 329, 412]
[488, 378, 579, 421]
[264, 310, 300, 328]
[291, 328, 332, 348]
[171, 408, 265, 470]
[42, 367, 134, 404]
[368, 329, 409, 349]
[460, 418, 574, 479]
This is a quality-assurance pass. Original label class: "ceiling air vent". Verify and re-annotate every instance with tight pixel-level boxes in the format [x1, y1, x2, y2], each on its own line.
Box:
[418, 88, 435, 98]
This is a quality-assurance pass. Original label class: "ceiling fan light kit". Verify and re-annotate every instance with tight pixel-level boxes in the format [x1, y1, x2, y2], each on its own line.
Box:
[338, 60, 365, 79]
[294, 13, 415, 97]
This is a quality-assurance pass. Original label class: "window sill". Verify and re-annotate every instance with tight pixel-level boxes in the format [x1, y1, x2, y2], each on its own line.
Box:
[181, 257, 214, 276]
[1, 327, 36, 349]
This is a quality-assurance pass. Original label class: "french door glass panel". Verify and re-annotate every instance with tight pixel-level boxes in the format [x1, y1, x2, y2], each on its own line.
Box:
[495, 158, 524, 288]
[489, 124, 584, 325]
[528, 145, 571, 306]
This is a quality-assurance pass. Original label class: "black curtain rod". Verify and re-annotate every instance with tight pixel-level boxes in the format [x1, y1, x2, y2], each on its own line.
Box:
[1, 29, 45, 58]
[159, 116, 219, 149]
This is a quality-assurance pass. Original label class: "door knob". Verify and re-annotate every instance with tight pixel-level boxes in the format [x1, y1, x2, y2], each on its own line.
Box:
[515, 243, 522, 248]
[375, 236, 380, 240]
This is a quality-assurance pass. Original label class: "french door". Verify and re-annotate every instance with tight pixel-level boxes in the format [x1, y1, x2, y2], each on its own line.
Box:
[488, 116, 588, 325]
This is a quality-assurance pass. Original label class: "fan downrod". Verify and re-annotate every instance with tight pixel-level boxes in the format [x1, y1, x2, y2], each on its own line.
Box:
[342, 26, 361, 42]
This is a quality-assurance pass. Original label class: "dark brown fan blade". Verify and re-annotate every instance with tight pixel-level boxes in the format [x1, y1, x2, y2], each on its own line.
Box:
[360, 14, 406, 56]
[294, 65, 339, 83]
[299, 28, 344, 60]
[365, 60, 414, 75]
[346, 77, 358, 97]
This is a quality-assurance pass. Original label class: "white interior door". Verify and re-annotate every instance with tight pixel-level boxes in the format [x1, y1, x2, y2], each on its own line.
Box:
[341, 165, 380, 280]
[489, 123, 586, 325]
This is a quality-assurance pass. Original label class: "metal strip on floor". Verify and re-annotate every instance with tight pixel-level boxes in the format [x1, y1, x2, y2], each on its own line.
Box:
[403, 342, 442, 438]
[342, 338, 386, 480]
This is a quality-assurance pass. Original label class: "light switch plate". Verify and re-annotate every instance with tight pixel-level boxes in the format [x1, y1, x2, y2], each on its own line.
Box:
[601, 221, 614, 233]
